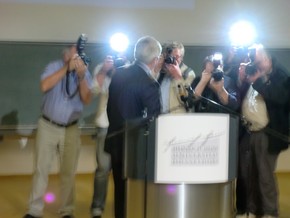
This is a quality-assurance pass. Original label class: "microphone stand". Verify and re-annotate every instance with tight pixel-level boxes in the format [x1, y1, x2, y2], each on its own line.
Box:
[186, 88, 290, 144]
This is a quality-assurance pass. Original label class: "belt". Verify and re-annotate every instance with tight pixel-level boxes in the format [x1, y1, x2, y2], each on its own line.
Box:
[42, 115, 78, 128]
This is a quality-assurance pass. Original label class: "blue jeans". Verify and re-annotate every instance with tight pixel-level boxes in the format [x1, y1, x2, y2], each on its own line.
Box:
[91, 128, 111, 216]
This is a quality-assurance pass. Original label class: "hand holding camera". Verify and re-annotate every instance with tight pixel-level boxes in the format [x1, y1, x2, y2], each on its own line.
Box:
[209, 77, 224, 93]
[70, 55, 86, 80]
[164, 61, 182, 79]
[200, 69, 212, 84]
[101, 56, 114, 74]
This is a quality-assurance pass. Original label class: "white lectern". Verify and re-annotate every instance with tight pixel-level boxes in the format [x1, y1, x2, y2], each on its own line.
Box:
[124, 113, 239, 218]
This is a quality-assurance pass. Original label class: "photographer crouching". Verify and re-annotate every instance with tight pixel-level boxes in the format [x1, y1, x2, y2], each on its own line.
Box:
[191, 53, 240, 113]
[90, 54, 129, 218]
[156, 41, 196, 113]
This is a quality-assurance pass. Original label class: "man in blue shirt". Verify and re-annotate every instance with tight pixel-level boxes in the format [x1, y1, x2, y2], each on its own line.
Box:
[24, 44, 92, 218]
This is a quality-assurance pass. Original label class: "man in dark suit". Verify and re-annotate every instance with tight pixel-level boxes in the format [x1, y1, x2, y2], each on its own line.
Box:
[104, 36, 162, 218]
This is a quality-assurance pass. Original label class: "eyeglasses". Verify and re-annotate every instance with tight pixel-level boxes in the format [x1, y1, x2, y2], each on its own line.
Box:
[174, 55, 183, 61]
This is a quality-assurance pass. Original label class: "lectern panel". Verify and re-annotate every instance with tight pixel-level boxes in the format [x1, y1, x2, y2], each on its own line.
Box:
[155, 113, 232, 184]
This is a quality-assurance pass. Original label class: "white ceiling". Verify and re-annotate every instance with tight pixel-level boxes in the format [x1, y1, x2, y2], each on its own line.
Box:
[0, 0, 195, 9]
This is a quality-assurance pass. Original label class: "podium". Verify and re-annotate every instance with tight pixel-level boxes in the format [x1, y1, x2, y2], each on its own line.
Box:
[124, 113, 239, 218]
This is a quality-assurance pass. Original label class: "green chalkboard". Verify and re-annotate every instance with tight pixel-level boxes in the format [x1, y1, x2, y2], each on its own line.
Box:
[0, 41, 134, 133]
[1, 41, 290, 134]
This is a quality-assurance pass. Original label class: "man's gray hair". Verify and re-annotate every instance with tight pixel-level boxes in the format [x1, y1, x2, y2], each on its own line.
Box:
[134, 36, 162, 64]
[163, 41, 185, 57]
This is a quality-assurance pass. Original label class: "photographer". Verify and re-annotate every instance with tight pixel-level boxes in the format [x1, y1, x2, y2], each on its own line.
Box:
[156, 41, 196, 113]
[191, 54, 240, 113]
[90, 55, 129, 218]
[23, 44, 92, 218]
[236, 44, 290, 218]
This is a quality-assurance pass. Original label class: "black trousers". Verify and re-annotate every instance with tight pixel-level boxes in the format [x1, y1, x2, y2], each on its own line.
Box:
[236, 131, 279, 216]
[108, 136, 126, 218]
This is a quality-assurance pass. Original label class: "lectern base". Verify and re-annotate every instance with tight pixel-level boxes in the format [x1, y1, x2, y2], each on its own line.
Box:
[126, 179, 235, 218]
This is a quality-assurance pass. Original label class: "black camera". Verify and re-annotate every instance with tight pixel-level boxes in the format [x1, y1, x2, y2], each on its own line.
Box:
[245, 62, 257, 76]
[212, 69, 224, 81]
[235, 46, 249, 59]
[113, 57, 126, 68]
[245, 47, 257, 76]
[76, 34, 91, 66]
[164, 47, 176, 64]
[211, 53, 224, 81]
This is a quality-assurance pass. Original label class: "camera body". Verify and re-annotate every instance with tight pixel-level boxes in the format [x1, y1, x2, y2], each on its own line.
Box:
[211, 53, 224, 81]
[245, 47, 257, 76]
[164, 47, 176, 64]
[76, 34, 91, 66]
[230, 45, 257, 76]
[245, 62, 257, 76]
[113, 56, 126, 68]
[212, 69, 224, 81]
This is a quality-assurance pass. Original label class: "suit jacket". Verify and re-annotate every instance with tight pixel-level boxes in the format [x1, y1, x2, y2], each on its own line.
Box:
[104, 61, 161, 157]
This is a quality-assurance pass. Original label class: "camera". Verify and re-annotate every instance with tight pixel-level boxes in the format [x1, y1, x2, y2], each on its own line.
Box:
[164, 47, 176, 64]
[245, 62, 257, 76]
[76, 34, 91, 66]
[113, 56, 126, 68]
[212, 69, 224, 81]
[211, 53, 224, 81]
[245, 47, 257, 76]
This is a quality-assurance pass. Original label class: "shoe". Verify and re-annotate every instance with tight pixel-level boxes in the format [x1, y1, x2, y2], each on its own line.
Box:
[262, 216, 278, 218]
[92, 216, 101, 218]
[62, 216, 74, 218]
[236, 214, 247, 218]
[248, 213, 256, 218]
[23, 214, 40, 218]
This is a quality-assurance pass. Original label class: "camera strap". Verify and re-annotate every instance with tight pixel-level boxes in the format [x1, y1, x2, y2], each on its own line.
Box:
[65, 70, 80, 99]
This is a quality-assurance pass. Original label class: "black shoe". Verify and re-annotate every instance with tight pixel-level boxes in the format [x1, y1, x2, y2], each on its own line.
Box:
[23, 214, 40, 218]
[92, 216, 101, 218]
[62, 216, 74, 218]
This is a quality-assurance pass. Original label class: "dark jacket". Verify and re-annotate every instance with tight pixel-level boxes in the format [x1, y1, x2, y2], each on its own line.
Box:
[252, 57, 290, 154]
[191, 74, 240, 113]
[104, 62, 161, 156]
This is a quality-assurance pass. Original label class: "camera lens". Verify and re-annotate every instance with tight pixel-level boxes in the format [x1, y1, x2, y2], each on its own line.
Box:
[245, 63, 257, 76]
[164, 56, 175, 64]
[212, 69, 223, 81]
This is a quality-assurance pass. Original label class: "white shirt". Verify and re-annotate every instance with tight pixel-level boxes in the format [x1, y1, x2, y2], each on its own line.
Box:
[242, 85, 269, 131]
[91, 64, 111, 128]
